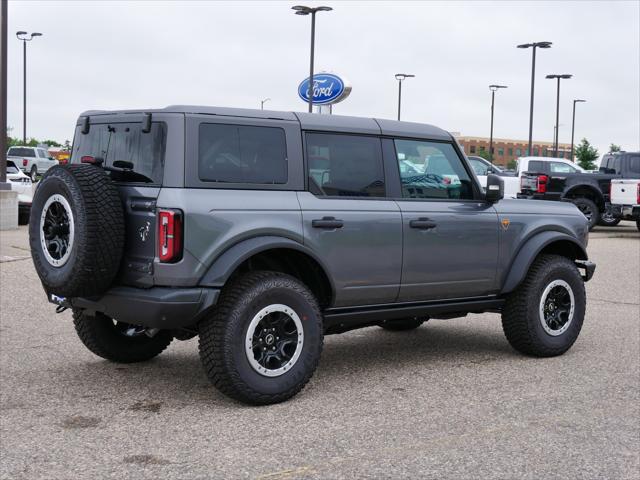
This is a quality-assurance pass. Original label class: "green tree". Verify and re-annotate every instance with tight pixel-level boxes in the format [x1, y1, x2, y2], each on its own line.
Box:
[475, 149, 491, 161]
[575, 138, 599, 170]
[42, 139, 62, 147]
[507, 159, 517, 170]
[609, 143, 621, 153]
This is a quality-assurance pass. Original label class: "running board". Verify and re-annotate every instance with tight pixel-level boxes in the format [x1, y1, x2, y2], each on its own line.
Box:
[323, 297, 504, 335]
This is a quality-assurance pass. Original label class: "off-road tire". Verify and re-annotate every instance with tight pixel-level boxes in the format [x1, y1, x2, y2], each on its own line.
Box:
[502, 254, 586, 357]
[199, 271, 323, 405]
[571, 197, 599, 230]
[380, 317, 426, 331]
[73, 310, 173, 363]
[29, 166, 38, 182]
[29, 165, 125, 297]
[597, 210, 621, 227]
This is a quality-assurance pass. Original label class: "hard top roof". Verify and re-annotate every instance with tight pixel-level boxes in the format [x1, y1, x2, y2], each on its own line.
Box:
[79, 105, 452, 140]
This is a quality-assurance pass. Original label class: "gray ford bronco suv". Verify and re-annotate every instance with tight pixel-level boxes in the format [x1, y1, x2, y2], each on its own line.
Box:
[29, 106, 595, 405]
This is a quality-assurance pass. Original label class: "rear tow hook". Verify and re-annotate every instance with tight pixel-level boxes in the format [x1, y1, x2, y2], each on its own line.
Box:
[49, 294, 71, 313]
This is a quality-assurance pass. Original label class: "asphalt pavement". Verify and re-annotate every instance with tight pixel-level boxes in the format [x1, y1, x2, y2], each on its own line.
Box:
[1, 223, 638, 479]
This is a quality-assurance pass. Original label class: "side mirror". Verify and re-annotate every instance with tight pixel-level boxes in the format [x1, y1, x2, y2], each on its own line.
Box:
[485, 174, 504, 203]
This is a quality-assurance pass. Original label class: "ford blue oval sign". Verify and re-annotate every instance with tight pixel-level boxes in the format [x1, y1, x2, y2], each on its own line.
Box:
[298, 73, 352, 105]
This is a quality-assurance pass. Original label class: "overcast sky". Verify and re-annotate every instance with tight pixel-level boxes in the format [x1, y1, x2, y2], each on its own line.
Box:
[6, 1, 640, 158]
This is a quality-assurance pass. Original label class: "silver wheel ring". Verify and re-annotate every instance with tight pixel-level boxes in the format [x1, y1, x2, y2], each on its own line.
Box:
[245, 304, 304, 378]
[39, 194, 75, 267]
[539, 279, 575, 336]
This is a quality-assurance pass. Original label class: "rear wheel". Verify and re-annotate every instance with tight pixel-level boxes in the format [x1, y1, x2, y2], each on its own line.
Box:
[199, 271, 323, 405]
[73, 310, 173, 363]
[502, 254, 585, 357]
[380, 317, 426, 331]
[597, 209, 621, 227]
[571, 197, 599, 230]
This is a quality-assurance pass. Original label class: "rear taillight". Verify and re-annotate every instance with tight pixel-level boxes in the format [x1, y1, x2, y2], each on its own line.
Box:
[22, 159, 28, 167]
[158, 209, 183, 263]
[637, 184, 640, 204]
[537, 175, 548, 194]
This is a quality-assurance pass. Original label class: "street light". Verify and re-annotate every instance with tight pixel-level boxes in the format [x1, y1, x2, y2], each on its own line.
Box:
[395, 73, 415, 121]
[292, 5, 333, 113]
[546, 74, 572, 156]
[517, 41, 552, 155]
[260, 98, 271, 110]
[16, 30, 42, 144]
[488, 84, 508, 165]
[570, 99, 586, 161]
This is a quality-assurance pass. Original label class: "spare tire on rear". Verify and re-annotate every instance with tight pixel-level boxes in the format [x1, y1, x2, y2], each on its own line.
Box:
[29, 165, 125, 298]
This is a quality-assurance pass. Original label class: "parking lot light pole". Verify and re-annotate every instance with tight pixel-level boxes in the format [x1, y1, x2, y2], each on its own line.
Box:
[16, 30, 42, 144]
[1, 0, 8, 187]
[292, 5, 333, 113]
[517, 41, 552, 156]
[395, 73, 415, 121]
[546, 74, 573, 156]
[488, 85, 507, 166]
[570, 99, 586, 161]
[260, 98, 271, 110]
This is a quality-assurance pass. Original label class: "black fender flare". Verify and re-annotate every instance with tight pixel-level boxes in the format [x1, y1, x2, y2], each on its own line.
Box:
[563, 183, 605, 209]
[198, 235, 335, 296]
[500, 231, 588, 294]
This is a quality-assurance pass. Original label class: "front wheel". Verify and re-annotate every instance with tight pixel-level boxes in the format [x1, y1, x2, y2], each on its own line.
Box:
[73, 310, 173, 363]
[572, 197, 599, 230]
[502, 254, 586, 357]
[199, 271, 324, 405]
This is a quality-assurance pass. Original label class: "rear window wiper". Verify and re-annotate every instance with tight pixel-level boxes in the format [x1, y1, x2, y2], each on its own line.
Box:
[80, 156, 154, 183]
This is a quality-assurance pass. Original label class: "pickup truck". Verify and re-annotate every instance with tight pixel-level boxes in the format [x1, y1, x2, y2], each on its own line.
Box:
[7, 146, 59, 182]
[609, 178, 640, 231]
[518, 151, 640, 230]
[467, 156, 581, 199]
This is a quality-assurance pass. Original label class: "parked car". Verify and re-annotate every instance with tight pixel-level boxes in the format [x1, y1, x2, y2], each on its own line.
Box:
[6, 160, 33, 224]
[519, 151, 640, 229]
[7, 146, 59, 182]
[466, 155, 514, 192]
[28, 106, 595, 405]
[609, 178, 640, 231]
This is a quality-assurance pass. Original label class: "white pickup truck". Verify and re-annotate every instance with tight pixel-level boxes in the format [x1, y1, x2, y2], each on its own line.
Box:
[467, 155, 584, 199]
[609, 178, 640, 231]
[6, 146, 58, 182]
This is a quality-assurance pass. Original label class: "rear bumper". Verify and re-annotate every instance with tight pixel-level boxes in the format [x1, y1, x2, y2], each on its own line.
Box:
[610, 204, 640, 220]
[68, 286, 220, 329]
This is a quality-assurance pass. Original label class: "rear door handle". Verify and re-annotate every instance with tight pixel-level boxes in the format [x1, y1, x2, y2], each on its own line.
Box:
[410, 218, 437, 230]
[312, 216, 344, 229]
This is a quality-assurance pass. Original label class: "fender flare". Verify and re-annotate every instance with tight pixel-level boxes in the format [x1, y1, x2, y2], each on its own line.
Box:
[500, 231, 588, 294]
[198, 235, 335, 295]
[563, 183, 605, 208]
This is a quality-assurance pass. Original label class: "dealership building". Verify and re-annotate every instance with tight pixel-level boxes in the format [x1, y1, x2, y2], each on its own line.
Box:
[454, 135, 572, 166]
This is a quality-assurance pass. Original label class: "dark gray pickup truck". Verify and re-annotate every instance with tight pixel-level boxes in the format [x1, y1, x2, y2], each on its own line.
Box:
[519, 151, 640, 229]
[28, 106, 595, 404]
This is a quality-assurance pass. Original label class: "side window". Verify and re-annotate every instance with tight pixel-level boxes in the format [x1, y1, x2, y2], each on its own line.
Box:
[37, 149, 46, 158]
[550, 162, 577, 173]
[468, 158, 488, 176]
[528, 160, 544, 172]
[198, 123, 287, 184]
[306, 133, 385, 197]
[394, 140, 474, 200]
[628, 155, 640, 175]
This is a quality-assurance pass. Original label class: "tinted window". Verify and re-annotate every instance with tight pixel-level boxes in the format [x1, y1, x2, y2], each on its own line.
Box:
[550, 162, 578, 173]
[306, 133, 384, 197]
[528, 160, 544, 172]
[395, 140, 473, 200]
[199, 124, 287, 184]
[71, 122, 166, 184]
[468, 157, 489, 176]
[37, 149, 47, 158]
[628, 155, 640, 174]
[8, 147, 35, 157]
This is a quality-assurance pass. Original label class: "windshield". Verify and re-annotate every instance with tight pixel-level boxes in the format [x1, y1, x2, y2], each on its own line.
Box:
[8, 147, 35, 157]
[71, 122, 166, 184]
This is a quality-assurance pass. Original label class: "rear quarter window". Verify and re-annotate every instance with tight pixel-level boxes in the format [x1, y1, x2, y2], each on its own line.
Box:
[198, 123, 287, 184]
[627, 155, 640, 175]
